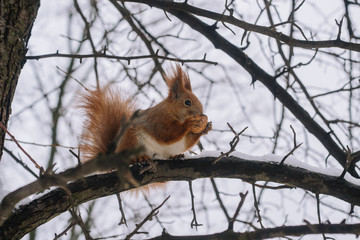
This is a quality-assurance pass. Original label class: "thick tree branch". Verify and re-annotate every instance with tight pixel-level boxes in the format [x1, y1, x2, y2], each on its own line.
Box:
[0, 0, 40, 160]
[1, 156, 360, 239]
[148, 223, 360, 240]
[0, 149, 138, 228]
[121, 0, 360, 52]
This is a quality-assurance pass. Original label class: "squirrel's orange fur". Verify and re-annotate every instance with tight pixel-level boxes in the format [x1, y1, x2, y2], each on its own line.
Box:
[79, 65, 212, 190]
[80, 87, 137, 161]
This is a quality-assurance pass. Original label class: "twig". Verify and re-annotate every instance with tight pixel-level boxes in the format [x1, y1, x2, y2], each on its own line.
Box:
[188, 181, 202, 230]
[0, 122, 44, 175]
[116, 193, 127, 227]
[69, 149, 81, 166]
[316, 193, 327, 240]
[53, 218, 77, 240]
[252, 184, 265, 229]
[5, 138, 77, 149]
[56, 66, 89, 91]
[213, 123, 248, 164]
[69, 208, 93, 240]
[335, 17, 344, 40]
[210, 178, 231, 221]
[3, 147, 38, 179]
[228, 191, 248, 230]
[280, 125, 303, 165]
[125, 195, 170, 240]
[339, 146, 359, 179]
[143, 194, 165, 229]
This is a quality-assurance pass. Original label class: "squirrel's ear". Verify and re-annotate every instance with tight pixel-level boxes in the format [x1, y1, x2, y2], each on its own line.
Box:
[176, 65, 192, 92]
[165, 65, 192, 99]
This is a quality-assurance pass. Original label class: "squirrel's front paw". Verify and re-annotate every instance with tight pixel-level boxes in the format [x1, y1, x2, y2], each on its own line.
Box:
[187, 114, 208, 134]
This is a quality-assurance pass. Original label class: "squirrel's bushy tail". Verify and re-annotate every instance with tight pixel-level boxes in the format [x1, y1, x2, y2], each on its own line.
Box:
[79, 87, 136, 161]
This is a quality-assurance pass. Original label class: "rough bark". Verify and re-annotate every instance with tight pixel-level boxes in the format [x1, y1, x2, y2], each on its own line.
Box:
[0, 0, 40, 160]
[1, 156, 359, 239]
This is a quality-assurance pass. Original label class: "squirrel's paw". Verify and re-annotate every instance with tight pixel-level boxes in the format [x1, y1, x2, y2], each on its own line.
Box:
[169, 153, 185, 160]
[202, 121, 212, 135]
[187, 114, 208, 134]
[132, 155, 151, 164]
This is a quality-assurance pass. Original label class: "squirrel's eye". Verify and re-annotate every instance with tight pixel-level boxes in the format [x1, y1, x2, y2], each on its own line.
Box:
[184, 99, 192, 107]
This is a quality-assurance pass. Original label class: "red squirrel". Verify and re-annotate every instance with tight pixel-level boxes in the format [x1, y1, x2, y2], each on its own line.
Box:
[80, 65, 212, 166]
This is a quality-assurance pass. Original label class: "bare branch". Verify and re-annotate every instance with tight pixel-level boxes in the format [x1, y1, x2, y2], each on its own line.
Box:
[125, 195, 170, 240]
[252, 184, 265, 229]
[228, 191, 248, 230]
[148, 223, 360, 239]
[26, 52, 217, 65]
[122, 0, 360, 52]
[280, 125, 303, 165]
[0, 122, 44, 175]
[188, 181, 202, 230]
[116, 193, 128, 227]
[213, 124, 248, 164]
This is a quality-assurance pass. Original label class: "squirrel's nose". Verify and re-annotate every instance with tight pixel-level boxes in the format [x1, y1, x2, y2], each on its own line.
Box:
[191, 110, 203, 116]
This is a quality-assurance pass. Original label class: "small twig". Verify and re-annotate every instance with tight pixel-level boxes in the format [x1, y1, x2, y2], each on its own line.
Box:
[252, 184, 265, 229]
[116, 193, 128, 227]
[335, 16, 344, 40]
[3, 147, 38, 179]
[56, 66, 89, 91]
[0, 122, 45, 175]
[69, 149, 81, 166]
[5, 138, 77, 149]
[53, 218, 77, 240]
[125, 196, 170, 240]
[210, 178, 231, 221]
[280, 125, 303, 165]
[188, 181, 202, 230]
[69, 208, 93, 240]
[228, 191, 248, 230]
[143, 194, 166, 229]
[339, 146, 358, 179]
[163, 10, 172, 21]
[316, 193, 327, 240]
[213, 123, 248, 164]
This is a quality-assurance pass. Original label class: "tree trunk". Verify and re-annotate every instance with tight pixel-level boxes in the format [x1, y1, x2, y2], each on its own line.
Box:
[0, 0, 40, 160]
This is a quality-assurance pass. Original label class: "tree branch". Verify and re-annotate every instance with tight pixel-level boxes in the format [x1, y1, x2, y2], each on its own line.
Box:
[148, 223, 360, 239]
[121, 0, 360, 52]
[1, 156, 360, 239]
[25, 52, 217, 65]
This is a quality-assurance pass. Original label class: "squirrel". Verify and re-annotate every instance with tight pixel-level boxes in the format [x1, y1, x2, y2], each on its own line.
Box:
[79, 65, 212, 168]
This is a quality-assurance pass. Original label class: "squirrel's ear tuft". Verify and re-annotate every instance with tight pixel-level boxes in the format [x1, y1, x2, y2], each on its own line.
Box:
[165, 64, 192, 99]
